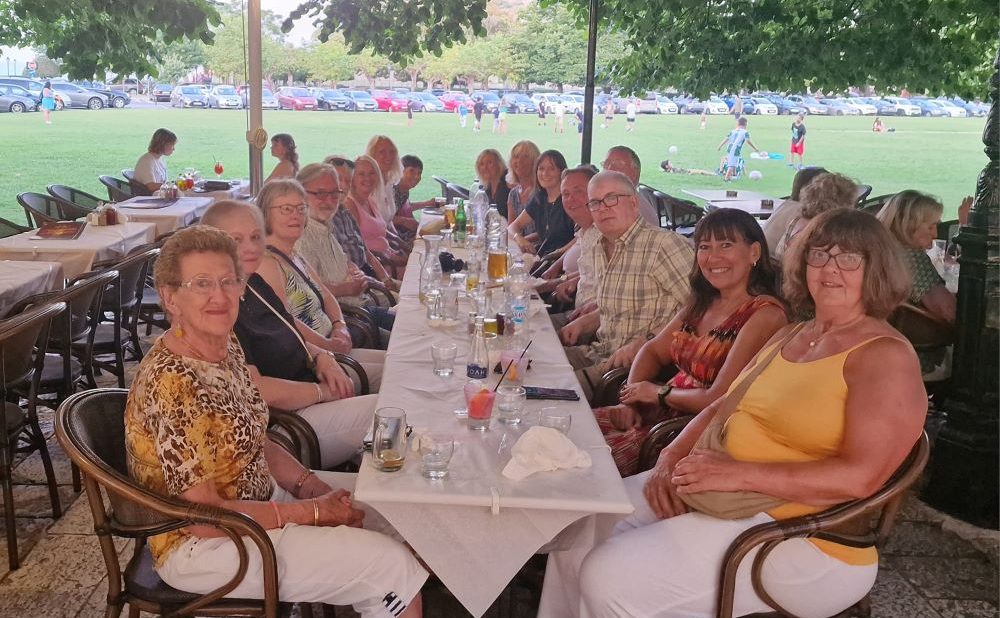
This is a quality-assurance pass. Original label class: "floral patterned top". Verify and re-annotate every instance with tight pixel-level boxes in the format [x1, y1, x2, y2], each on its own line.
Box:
[901, 247, 944, 305]
[125, 335, 272, 566]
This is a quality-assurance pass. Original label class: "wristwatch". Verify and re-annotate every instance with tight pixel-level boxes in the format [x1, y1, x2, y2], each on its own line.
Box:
[657, 383, 674, 409]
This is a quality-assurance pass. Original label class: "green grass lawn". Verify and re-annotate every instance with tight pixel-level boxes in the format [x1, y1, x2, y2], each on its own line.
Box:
[0, 107, 985, 224]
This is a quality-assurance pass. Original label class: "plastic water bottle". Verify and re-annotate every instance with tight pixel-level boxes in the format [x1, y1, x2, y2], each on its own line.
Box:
[485, 205, 505, 250]
[469, 189, 489, 236]
[506, 259, 529, 341]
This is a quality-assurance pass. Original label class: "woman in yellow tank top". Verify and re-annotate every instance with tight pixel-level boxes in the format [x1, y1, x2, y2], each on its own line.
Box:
[540, 209, 927, 618]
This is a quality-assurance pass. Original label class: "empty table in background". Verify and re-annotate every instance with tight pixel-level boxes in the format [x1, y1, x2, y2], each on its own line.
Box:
[117, 196, 214, 237]
[0, 261, 64, 317]
[0, 222, 157, 279]
[682, 188, 775, 202]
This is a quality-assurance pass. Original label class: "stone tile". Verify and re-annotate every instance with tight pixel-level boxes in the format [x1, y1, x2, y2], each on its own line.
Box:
[0, 517, 53, 579]
[970, 537, 1000, 567]
[0, 484, 77, 522]
[891, 555, 999, 601]
[899, 493, 948, 524]
[12, 439, 76, 486]
[867, 567, 942, 618]
[883, 521, 984, 558]
[0, 534, 115, 618]
[927, 599, 999, 618]
[47, 490, 95, 536]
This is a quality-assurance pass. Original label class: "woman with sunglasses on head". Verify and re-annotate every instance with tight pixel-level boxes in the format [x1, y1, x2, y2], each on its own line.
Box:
[597, 209, 788, 477]
[126, 225, 426, 616]
[507, 149, 575, 257]
[255, 179, 385, 390]
[541, 209, 926, 618]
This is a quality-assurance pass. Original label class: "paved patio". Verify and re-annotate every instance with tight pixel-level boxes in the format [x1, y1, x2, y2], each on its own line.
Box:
[0, 359, 995, 617]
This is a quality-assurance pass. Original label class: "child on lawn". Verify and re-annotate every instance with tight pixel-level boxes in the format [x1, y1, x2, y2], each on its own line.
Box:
[716, 117, 761, 181]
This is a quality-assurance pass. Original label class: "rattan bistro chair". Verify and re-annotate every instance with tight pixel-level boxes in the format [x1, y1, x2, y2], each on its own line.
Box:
[0, 301, 66, 570]
[651, 189, 705, 237]
[99, 175, 134, 202]
[55, 389, 280, 618]
[47, 184, 105, 212]
[0, 217, 29, 238]
[16, 192, 61, 227]
[123, 168, 153, 197]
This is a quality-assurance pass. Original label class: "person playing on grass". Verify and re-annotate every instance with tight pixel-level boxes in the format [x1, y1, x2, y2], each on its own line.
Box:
[789, 113, 807, 169]
[716, 117, 761, 181]
[625, 98, 637, 133]
[552, 99, 566, 133]
[602, 99, 615, 128]
[473, 97, 485, 133]
[458, 102, 468, 128]
[537, 100, 547, 126]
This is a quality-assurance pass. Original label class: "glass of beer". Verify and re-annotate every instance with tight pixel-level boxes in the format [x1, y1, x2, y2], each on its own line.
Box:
[444, 204, 457, 228]
[466, 260, 481, 292]
[488, 249, 508, 282]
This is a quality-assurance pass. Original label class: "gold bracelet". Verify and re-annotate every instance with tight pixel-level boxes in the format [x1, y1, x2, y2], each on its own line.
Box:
[293, 470, 314, 498]
[312, 499, 319, 526]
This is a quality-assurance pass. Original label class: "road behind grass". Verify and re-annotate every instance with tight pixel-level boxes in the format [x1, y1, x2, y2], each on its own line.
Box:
[0, 107, 984, 223]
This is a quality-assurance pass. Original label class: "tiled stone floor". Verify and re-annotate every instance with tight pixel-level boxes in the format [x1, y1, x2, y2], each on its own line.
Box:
[0, 352, 995, 616]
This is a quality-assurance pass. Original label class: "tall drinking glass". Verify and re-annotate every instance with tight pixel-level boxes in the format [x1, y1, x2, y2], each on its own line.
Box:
[488, 249, 509, 282]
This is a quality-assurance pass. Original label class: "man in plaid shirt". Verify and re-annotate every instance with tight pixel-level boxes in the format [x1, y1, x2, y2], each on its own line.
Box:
[561, 171, 693, 398]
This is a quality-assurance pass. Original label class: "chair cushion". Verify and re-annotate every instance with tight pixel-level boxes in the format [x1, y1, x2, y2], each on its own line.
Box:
[2, 402, 26, 432]
[37, 353, 83, 389]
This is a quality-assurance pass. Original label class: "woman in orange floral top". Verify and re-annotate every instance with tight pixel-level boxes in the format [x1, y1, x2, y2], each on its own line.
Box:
[125, 225, 426, 616]
[596, 209, 788, 476]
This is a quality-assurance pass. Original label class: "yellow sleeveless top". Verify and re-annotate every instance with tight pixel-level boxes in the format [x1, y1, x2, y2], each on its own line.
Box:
[721, 335, 893, 566]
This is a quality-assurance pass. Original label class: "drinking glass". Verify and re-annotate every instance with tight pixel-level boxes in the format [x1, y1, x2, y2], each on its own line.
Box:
[466, 260, 481, 292]
[496, 385, 526, 425]
[488, 249, 509, 282]
[444, 204, 457, 228]
[418, 432, 455, 479]
[431, 341, 458, 376]
[538, 408, 572, 434]
[464, 380, 496, 431]
[371, 407, 407, 471]
[214, 160, 224, 179]
[499, 349, 529, 386]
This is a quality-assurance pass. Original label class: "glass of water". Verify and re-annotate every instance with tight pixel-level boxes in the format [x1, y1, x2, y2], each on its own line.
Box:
[496, 385, 526, 425]
[430, 341, 458, 376]
[418, 432, 455, 479]
[538, 407, 572, 434]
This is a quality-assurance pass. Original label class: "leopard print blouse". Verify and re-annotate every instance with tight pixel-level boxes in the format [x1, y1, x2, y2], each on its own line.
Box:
[125, 334, 272, 565]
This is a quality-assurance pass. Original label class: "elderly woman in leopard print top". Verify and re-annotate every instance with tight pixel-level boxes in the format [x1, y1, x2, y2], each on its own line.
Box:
[125, 225, 426, 616]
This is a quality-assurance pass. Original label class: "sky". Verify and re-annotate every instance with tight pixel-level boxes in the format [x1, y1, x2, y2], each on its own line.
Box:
[261, 0, 316, 45]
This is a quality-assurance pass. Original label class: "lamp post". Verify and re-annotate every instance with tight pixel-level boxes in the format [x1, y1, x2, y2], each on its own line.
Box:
[921, 49, 1000, 528]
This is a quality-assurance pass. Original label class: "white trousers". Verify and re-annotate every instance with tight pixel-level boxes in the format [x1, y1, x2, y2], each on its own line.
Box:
[158, 471, 427, 618]
[539, 470, 878, 618]
[350, 348, 385, 393]
[297, 394, 377, 469]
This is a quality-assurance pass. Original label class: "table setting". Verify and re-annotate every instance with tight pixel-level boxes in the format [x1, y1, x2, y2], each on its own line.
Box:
[0, 221, 156, 279]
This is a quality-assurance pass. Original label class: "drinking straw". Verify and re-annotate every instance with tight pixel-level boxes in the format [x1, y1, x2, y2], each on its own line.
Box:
[494, 339, 533, 391]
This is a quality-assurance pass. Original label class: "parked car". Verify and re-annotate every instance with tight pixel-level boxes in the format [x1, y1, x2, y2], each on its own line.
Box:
[170, 85, 208, 108]
[842, 97, 878, 115]
[438, 91, 472, 112]
[820, 98, 861, 116]
[151, 83, 174, 102]
[787, 95, 829, 115]
[49, 82, 108, 109]
[637, 93, 660, 114]
[0, 77, 66, 110]
[412, 91, 444, 112]
[560, 93, 585, 113]
[370, 89, 408, 112]
[311, 88, 353, 110]
[882, 97, 922, 116]
[761, 94, 805, 115]
[947, 96, 983, 117]
[116, 78, 144, 95]
[0, 84, 37, 113]
[206, 85, 242, 109]
[655, 95, 679, 114]
[400, 93, 427, 112]
[80, 83, 130, 108]
[530, 92, 563, 111]
[932, 99, 968, 118]
[909, 98, 949, 117]
[855, 96, 895, 115]
[276, 87, 317, 111]
[504, 93, 536, 114]
[347, 90, 379, 111]
[747, 97, 776, 115]
[471, 91, 501, 112]
[236, 86, 280, 110]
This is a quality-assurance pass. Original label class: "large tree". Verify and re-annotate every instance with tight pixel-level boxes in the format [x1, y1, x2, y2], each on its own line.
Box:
[281, 0, 488, 62]
[0, 0, 219, 79]
[555, 0, 998, 97]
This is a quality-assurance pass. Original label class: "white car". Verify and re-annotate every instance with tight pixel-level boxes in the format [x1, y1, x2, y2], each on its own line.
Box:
[847, 97, 878, 115]
[705, 96, 731, 114]
[207, 85, 242, 109]
[561, 94, 584, 113]
[883, 97, 922, 116]
[751, 97, 778, 115]
[531, 93, 563, 110]
[656, 96, 679, 114]
[934, 99, 968, 117]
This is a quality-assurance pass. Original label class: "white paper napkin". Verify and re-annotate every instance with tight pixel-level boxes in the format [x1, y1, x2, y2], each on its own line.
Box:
[502, 426, 592, 480]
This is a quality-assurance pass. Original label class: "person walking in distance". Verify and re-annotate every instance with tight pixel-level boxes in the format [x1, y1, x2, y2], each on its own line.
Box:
[41, 81, 56, 124]
[458, 101, 468, 128]
[537, 100, 547, 126]
[553, 98, 566, 133]
[625, 97, 637, 133]
[473, 97, 485, 133]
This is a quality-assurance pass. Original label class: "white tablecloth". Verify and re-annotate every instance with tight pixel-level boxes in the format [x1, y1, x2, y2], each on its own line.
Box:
[706, 198, 776, 219]
[354, 247, 632, 617]
[117, 196, 214, 237]
[682, 188, 775, 202]
[0, 261, 64, 317]
[183, 180, 250, 203]
[0, 222, 156, 279]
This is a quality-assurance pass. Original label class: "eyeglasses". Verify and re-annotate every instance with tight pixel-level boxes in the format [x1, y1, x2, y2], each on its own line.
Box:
[271, 202, 308, 215]
[178, 275, 246, 295]
[585, 193, 633, 212]
[305, 190, 343, 202]
[806, 248, 865, 271]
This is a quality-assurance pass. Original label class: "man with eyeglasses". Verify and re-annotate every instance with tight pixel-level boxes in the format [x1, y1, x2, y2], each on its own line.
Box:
[602, 146, 660, 228]
[560, 171, 693, 399]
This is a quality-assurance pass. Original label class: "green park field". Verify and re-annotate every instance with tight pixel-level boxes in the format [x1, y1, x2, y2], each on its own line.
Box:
[0, 107, 985, 223]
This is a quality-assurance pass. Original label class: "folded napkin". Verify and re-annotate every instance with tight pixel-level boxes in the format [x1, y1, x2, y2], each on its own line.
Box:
[502, 426, 592, 480]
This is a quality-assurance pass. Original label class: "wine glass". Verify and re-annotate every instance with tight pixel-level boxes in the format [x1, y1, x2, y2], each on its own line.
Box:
[214, 160, 224, 179]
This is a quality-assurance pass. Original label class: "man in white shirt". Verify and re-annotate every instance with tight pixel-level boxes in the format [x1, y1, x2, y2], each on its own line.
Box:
[602, 146, 660, 228]
[625, 99, 637, 132]
[552, 100, 566, 133]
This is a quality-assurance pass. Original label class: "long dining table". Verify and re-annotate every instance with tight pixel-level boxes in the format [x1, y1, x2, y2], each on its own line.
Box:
[354, 244, 633, 617]
[0, 221, 156, 279]
[0, 260, 64, 317]
[116, 196, 214, 237]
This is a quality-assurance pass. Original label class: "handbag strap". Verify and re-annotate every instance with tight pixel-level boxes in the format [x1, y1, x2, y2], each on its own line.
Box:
[710, 322, 807, 428]
[266, 245, 326, 313]
[245, 280, 315, 370]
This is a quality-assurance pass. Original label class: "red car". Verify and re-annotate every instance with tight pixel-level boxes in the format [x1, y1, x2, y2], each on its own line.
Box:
[276, 86, 317, 111]
[370, 89, 408, 112]
[438, 92, 473, 112]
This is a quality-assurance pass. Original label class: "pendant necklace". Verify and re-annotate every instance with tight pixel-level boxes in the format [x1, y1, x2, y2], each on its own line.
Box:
[807, 315, 866, 348]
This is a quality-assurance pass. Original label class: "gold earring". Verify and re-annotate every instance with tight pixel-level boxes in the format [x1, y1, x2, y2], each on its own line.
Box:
[174, 323, 184, 338]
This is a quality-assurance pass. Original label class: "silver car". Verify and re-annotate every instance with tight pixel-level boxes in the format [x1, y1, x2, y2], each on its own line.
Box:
[49, 82, 109, 110]
[171, 85, 208, 108]
[0, 84, 37, 113]
[207, 85, 243, 109]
